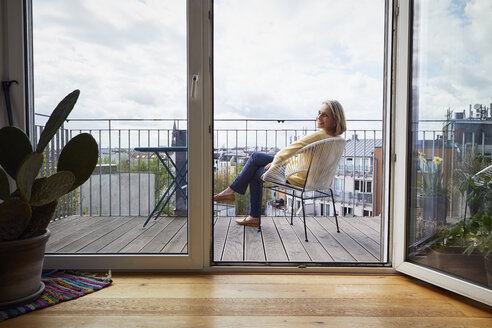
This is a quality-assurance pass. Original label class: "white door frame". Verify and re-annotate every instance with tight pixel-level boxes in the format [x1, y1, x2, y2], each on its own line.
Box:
[391, 0, 492, 306]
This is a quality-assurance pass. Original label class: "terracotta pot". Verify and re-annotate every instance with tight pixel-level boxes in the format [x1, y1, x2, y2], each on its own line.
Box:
[0, 230, 50, 308]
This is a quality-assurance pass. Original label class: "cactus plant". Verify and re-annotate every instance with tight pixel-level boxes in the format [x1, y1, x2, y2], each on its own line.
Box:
[0, 90, 98, 241]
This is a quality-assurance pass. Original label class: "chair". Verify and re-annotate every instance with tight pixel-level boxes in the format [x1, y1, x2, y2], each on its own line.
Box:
[262, 136, 346, 241]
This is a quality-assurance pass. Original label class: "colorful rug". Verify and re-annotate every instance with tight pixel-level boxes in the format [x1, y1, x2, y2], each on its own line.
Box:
[0, 271, 112, 322]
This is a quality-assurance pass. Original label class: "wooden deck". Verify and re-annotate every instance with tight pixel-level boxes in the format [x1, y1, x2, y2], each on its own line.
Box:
[46, 216, 188, 254]
[214, 216, 381, 263]
[46, 215, 382, 263]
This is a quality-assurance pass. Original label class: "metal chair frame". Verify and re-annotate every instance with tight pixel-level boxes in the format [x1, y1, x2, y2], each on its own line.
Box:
[262, 137, 346, 241]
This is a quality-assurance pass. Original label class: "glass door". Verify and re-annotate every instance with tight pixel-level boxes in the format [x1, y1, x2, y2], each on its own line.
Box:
[212, 0, 390, 266]
[393, 0, 492, 305]
[30, 0, 212, 270]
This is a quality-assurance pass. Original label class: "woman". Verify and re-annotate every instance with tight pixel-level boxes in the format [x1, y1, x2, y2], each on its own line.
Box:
[214, 100, 347, 227]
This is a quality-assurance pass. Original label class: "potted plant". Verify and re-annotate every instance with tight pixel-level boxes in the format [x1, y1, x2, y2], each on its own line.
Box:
[428, 170, 491, 286]
[0, 90, 98, 307]
[418, 153, 448, 225]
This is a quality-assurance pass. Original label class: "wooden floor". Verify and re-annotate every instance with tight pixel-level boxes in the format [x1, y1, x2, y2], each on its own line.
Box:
[3, 273, 491, 327]
[47, 215, 382, 263]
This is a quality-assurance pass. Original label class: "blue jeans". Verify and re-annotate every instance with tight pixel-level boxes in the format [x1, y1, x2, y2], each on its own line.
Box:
[230, 152, 274, 218]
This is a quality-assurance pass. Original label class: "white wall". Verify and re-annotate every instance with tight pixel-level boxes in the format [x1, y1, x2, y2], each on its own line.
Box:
[80, 172, 155, 216]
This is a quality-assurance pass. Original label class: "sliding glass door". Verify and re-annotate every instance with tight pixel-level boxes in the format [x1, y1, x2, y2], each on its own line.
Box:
[29, 0, 212, 270]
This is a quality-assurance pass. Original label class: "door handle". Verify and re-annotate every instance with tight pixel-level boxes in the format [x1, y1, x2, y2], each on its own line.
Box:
[191, 74, 199, 99]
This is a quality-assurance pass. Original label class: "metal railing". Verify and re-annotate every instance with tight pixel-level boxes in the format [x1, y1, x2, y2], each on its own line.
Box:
[34, 116, 384, 220]
[36, 115, 491, 221]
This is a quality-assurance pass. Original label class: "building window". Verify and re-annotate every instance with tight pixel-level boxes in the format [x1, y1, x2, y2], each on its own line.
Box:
[355, 180, 372, 192]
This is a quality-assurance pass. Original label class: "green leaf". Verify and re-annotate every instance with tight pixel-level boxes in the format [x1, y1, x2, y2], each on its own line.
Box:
[0, 167, 10, 200]
[20, 200, 58, 239]
[30, 171, 75, 206]
[36, 90, 80, 153]
[0, 126, 33, 178]
[57, 133, 98, 191]
[15, 152, 44, 201]
[0, 198, 32, 241]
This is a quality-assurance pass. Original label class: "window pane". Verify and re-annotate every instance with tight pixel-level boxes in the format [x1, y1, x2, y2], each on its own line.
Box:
[407, 0, 492, 288]
[34, 0, 189, 255]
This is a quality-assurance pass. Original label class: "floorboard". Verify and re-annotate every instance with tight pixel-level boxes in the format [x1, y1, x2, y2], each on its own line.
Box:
[3, 273, 490, 328]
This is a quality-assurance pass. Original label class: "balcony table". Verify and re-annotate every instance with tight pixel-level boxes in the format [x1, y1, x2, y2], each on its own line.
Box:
[134, 146, 187, 227]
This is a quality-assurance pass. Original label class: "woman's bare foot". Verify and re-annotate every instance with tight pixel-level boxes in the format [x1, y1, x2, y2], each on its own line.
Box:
[213, 187, 235, 202]
[235, 216, 260, 227]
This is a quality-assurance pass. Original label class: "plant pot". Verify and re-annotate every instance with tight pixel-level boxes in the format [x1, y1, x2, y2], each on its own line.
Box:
[422, 195, 448, 224]
[485, 252, 492, 288]
[426, 246, 487, 286]
[0, 230, 50, 308]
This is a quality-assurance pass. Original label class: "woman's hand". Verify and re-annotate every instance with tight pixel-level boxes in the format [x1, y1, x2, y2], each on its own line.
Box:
[261, 162, 272, 180]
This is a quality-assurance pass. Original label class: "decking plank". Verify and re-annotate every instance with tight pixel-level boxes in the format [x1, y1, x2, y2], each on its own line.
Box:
[221, 218, 244, 261]
[314, 216, 378, 262]
[47, 216, 90, 235]
[47, 216, 123, 252]
[77, 217, 140, 253]
[161, 220, 188, 253]
[327, 217, 380, 260]
[273, 217, 310, 262]
[304, 217, 354, 262]
[120, 217, 175, 253]
[140, 217, 187, 253]
[46, 215, 384, 264]
[363, 216, 382, 231]
[98, 217, 150, 253]
[46, 216, 102, 245]
[59, 217, 134, 253]
[244, 222, 265, 262]
[343, 217, 381, 244]
[290, 217, 334, 262]
[260, 217, 288, 262]
[213, 218, 230, 261]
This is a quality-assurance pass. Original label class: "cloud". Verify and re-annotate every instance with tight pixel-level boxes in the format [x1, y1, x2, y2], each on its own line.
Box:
[33, 0, 385, 134]
[415, 0, 492, 121]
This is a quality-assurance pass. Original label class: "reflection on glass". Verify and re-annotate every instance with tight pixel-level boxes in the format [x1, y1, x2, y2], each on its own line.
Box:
[407, 0, 492, 288]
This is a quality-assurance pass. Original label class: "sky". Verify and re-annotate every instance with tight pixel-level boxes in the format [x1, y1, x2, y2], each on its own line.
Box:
[33, 0, 491, 142]
[32, 0, 384, 135]
[414, 0, 492, 126]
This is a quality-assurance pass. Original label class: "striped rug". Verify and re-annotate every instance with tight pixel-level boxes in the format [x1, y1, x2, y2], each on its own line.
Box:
[0, 271, 112, 321]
